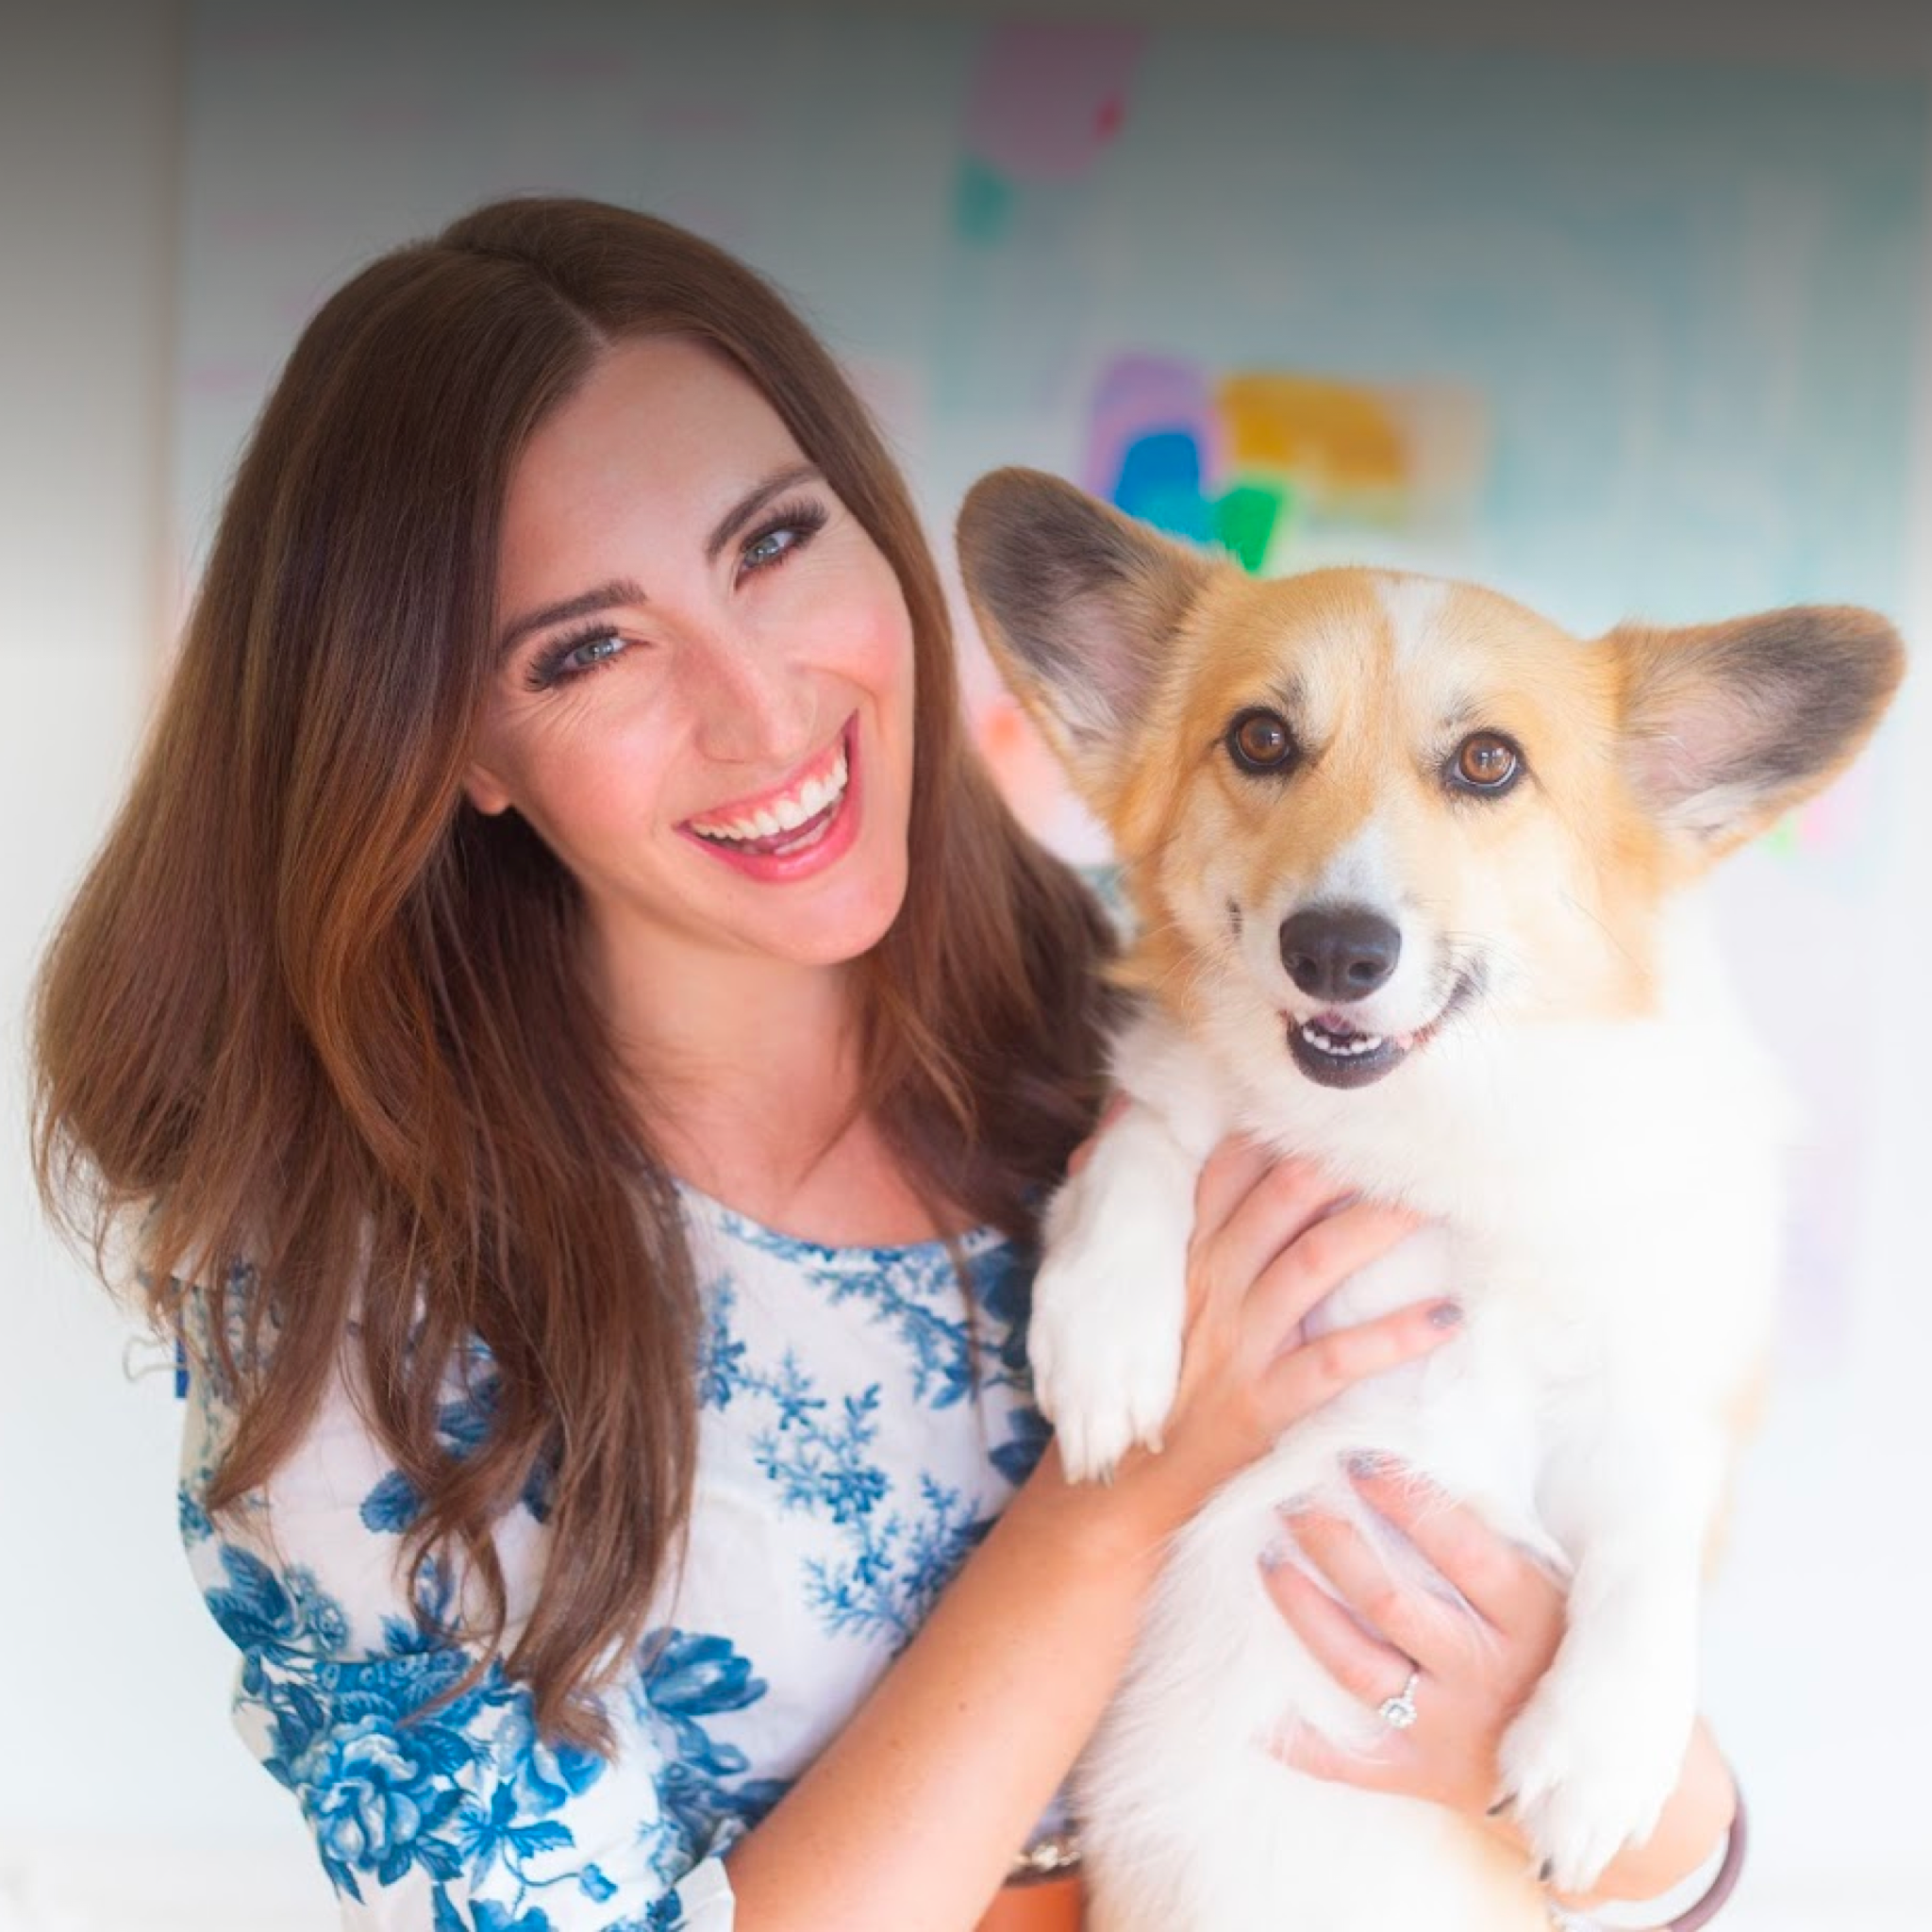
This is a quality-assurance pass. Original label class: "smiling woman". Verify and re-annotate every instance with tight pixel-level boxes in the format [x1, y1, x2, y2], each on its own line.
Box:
[25, 196, 1721, 1932]
[464, 336, 918, 986]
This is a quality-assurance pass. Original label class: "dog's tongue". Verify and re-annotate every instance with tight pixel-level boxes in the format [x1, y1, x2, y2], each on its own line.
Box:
[1313, 1009, 1361, 1039]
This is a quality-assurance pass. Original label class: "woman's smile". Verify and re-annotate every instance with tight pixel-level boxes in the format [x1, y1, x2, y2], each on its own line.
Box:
[681, 714, 861, 880]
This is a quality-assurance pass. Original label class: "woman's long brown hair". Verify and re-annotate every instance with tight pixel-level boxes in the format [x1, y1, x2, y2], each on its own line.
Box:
[30, 196, 1116, 1746]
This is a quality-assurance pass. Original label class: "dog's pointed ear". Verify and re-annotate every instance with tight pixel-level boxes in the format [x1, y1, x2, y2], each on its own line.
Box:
[957, 468, 1217, 800]
[1611, 605, 1905, 858]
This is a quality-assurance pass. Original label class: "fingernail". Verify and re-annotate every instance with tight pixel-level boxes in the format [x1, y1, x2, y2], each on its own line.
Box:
[1538, 1859, 1555, 1886]
[1428, 1300, 1464, 1329]
[1258, 1537, 1289, 1572]
[1345, 1451, 1390, 1480]
[1486, 1796, 1512, 1819]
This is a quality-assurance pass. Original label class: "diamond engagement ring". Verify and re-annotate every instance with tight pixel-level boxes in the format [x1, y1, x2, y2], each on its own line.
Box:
[1378, 1667, 1422, 1730]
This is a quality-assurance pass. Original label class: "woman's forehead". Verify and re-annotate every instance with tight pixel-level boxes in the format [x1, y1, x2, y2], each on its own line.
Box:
[498, 338, 808, 597]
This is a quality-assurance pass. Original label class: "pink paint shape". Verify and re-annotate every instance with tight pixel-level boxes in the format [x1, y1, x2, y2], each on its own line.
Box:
[964, 23, 1146, 180]
[1081, 354, 1221, 501]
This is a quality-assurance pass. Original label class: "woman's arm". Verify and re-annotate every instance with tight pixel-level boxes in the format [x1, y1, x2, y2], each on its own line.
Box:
[724, 1142, 1463, 1931]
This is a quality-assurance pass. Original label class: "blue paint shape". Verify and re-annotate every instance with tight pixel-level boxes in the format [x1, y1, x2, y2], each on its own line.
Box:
[1112, 429, 1210, 541]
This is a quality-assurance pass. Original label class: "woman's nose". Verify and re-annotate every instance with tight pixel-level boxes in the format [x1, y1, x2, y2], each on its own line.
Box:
[679, 626, 815, 765]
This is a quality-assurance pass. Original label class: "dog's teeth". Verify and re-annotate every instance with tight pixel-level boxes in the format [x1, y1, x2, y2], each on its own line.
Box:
[1300, 1021, 1386, 1058]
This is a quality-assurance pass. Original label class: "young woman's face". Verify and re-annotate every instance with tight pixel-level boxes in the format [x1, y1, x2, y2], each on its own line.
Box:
[467, 335, 917, 980]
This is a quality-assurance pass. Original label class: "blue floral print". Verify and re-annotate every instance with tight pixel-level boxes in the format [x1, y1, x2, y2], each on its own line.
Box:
[175, 1190, 1050, 1926]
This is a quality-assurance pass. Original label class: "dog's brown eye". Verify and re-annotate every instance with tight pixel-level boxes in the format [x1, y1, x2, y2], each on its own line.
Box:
[1452, 731, 1523, 793]
[1228, 708, 1297, 774]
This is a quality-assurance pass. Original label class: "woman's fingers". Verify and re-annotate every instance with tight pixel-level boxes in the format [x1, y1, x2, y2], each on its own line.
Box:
[1189, 1134, 1282, 1243]
[1261, 1552, 1419, 1719]
[1285, 1507, 1463, 1671]
[1349, 1462, 1564, 1645]
[1204, 1157, 1362, 1307]
[1258, 1298, 1460, 1433]
[1243, 1199, 1427, 1349]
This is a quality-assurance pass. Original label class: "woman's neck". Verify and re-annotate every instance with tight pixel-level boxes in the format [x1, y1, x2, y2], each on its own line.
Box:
[587, 913, 952, 1243]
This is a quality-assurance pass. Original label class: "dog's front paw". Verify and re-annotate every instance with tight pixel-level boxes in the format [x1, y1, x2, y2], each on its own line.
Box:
[1029, 1250, 1182, 1482]
[1497, 1662, 1692, 1895]
[1024, 1108, 1197, 1484]
[1027, 1214, 1187, 1486]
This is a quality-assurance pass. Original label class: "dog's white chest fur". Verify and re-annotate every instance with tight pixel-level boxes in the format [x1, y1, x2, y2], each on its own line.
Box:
[1031, 906, 1782, 1932]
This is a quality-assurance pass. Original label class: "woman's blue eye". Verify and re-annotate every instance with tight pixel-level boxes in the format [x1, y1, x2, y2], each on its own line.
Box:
[564, 633, 625, 673]
[526, 628, 627, 691]
[744, 527, 796, 569]
[740, 500, 827, 575]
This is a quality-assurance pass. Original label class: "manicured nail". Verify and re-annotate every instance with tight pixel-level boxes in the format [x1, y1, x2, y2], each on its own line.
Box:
[1345, 1451, 1390, 1480]
[1258, 1537, 1289, 1572]
[1486, 1796, 1512, 1819]
[1538, 1859, 1555, 1886]
[1428, 1300, 1464, 1329]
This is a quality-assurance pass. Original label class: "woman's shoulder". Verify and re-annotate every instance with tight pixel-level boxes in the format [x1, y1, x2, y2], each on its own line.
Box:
[175, 1268, 548, 1661]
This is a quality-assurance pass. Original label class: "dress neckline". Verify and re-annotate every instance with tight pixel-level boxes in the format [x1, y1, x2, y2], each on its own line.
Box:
[673, 1175, 1009, 1263]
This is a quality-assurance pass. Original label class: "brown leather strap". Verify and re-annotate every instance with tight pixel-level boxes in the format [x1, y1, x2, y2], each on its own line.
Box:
[976, 1872, 1084, 1932]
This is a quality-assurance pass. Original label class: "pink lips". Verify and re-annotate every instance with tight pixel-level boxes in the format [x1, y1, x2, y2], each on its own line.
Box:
[677, 718, 860, 884]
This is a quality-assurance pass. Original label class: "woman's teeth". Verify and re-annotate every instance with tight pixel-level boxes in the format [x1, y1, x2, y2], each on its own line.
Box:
[689, 748, 848, 848]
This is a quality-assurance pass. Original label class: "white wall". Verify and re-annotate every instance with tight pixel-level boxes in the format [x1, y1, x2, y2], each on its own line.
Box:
[3, 5, 1928, 1929]
[0, 4, 337, 1926]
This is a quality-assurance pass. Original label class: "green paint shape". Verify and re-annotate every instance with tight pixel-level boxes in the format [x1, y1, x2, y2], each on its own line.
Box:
[955, 158, 1016, 244]
[1212, 482, 1285, 574]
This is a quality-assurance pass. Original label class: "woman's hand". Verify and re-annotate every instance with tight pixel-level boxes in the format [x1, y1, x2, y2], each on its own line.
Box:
[1071, 1129, 1462, 1534]
[1265, 1461, 1739, 1907]
[1264, 1458, 1564, 1820]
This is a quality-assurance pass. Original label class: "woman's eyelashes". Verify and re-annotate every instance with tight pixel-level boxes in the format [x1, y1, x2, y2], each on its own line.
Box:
[738, 496, 828, 577]
[523, 498, 832, 692]
[525, 625, 630, 691]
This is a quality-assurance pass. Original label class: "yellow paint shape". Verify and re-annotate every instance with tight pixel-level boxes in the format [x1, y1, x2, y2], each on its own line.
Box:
[1217, 374, 1409, 494]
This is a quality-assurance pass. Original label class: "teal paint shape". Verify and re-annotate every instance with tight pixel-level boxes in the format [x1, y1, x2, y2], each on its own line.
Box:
[954, 157, 1017, 244]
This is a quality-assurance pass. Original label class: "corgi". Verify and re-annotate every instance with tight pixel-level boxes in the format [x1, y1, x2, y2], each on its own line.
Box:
[957, 468, 1904, 1932]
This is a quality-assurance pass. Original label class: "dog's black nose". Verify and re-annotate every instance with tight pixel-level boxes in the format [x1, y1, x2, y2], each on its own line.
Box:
[1279, 906, 1402, 1002]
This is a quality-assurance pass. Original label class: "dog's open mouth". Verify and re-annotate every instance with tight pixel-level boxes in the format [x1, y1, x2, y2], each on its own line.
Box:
[1284, 973, 1478, 1090]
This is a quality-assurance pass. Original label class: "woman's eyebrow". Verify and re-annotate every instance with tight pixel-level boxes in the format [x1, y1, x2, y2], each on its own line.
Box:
[497, 579, 647, 662]
[704, 461, 822, 562]
[495, 464, 824, 661]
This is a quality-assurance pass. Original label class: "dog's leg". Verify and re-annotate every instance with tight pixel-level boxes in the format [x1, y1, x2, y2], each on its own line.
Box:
[1026, 1102, 1202, 1483]
[1495, 1415, 1726, 1894]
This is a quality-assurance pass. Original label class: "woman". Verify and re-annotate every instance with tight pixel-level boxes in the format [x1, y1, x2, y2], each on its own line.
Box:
[31, 197, 1736, 1930]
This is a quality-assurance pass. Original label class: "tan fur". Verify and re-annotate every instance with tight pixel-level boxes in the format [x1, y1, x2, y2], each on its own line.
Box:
[1074, 565, 1681, 1035]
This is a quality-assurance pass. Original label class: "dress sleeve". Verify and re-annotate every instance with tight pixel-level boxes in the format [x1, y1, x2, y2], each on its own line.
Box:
[175, 1281, 743, 1931]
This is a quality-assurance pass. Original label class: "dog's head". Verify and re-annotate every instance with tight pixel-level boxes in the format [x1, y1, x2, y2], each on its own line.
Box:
[958, 468, 1904, 1089]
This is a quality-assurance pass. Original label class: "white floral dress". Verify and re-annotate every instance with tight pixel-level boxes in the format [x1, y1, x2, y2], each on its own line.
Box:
[175, 1184, 1050, 1930]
